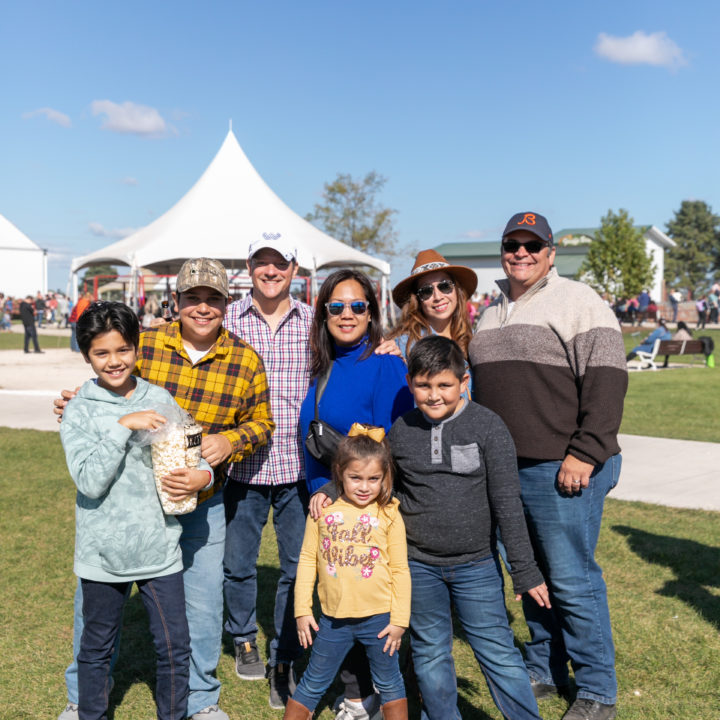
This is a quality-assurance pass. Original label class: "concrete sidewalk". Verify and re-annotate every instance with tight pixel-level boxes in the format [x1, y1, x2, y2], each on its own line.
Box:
[1, 348, 719, 512]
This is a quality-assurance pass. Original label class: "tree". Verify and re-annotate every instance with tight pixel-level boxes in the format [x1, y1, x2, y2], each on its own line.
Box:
[305, 172, 399, 261]
[80, 264, 118, 291]
[664, 200, 720, 295]
[578, 209, 654, 299]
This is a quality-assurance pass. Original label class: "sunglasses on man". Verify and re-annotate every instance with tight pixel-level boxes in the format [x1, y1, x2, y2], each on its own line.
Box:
[325, 301, 370, 316]
[415, 279, 455, 302]
[501, 239, 549, 254]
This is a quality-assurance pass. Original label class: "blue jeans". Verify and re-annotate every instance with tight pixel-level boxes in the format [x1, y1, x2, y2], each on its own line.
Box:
[292, 613, 405, 710]
[223, 481, 307, 667]
[66, 491, 226, 715]
[409, 557, 540, 720]
[70, 322, 80, 352]
[78, 573, 189, 720]
[518, 456, 621, 705]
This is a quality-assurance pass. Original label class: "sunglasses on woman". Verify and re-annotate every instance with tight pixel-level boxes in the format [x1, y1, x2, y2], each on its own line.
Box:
[416, 279, 455, 302]
[501, 239, 549, 254]
[325, 301, 369, 316]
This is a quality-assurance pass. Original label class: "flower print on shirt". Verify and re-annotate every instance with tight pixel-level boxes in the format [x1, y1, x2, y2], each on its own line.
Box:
[361, 565, 373, 578]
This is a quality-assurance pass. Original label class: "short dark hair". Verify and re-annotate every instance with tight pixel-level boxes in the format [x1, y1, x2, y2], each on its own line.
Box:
[407, 335, 466, 381]
[77, 301, 140, 357]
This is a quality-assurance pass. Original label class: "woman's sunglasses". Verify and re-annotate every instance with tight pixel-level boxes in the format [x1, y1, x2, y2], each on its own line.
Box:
[501, 239, 548, 254]
[325, 301, 369, 316]
[416, 279, 455, 302]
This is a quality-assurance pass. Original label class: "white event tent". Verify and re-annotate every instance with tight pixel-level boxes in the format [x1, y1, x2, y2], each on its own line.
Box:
[70, 130, 392, 320]
[0, 213, 47, 297]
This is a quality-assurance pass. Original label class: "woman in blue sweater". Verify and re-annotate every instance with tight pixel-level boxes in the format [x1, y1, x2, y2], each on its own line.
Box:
[299, 268, 413, 719]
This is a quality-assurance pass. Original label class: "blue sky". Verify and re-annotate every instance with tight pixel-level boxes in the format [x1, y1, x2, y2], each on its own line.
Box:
[2, 1, 718, 290]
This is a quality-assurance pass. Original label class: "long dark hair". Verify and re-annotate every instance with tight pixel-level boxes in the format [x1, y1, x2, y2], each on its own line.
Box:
[389, 274, 472, 357]
[310, 269, 383, 378]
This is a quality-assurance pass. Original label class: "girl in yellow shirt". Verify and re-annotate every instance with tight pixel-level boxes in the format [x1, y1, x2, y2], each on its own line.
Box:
[284, 425, 410, 720]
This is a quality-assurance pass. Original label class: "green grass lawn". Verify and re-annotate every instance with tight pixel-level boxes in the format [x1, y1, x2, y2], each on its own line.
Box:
[620, 327, 720, 442]
[1, 428, 718, 719]
[0, 329, 71, 349]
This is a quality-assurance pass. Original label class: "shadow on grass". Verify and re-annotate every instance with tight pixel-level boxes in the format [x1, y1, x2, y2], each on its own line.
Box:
[613, 525, 720, 630]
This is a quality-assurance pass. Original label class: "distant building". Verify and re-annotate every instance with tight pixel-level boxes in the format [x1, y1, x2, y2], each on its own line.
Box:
[435, 225, 674, 301]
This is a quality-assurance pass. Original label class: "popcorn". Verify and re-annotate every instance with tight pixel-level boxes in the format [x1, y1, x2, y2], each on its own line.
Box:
[150, 416, 203, 515]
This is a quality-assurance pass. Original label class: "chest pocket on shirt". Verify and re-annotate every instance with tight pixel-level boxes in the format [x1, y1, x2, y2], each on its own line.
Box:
[450, 443, 480, 474]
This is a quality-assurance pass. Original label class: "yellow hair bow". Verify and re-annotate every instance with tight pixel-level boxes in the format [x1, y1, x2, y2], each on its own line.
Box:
[347, 423, 386, 443]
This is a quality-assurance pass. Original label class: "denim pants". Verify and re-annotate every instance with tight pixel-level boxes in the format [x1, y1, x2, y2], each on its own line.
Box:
[23, 323, 40, 352]
[409, 557, 541, 720]
[223, 481, 306, 667]
[66, 491, 226, 716]
[70, 322, 80, 352]
[78, 573, 189, 720]
[292, 613, 406, 710]
[518, 455, 621, 705]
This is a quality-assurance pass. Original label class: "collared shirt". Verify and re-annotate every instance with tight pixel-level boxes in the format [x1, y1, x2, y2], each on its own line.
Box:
[224, 293, 314, 486]
[136, 321, 275, 503]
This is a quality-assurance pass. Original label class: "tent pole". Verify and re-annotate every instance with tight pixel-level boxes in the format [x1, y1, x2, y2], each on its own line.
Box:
[311, 267, 318, 306]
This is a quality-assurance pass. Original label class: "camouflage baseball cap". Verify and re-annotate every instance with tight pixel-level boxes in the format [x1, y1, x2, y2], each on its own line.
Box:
[176, 258, 229, 297]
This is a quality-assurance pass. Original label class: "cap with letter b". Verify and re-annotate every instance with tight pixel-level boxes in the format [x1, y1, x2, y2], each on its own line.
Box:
[502, 212, 553, 246]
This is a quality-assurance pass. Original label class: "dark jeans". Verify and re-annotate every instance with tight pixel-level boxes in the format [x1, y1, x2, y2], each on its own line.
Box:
[223, 482, 307, 666]
[23, 323, 40, 352]
[78, 573, 190, 720]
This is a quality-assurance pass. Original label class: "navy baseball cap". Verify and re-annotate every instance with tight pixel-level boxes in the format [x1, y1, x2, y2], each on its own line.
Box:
[502, 212, 553, 246]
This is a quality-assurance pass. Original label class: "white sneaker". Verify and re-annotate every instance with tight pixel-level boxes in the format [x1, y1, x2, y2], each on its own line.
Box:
[57, 703, 78, 720]
[191, 705, 230, 720]
[335, 694, 382, 720]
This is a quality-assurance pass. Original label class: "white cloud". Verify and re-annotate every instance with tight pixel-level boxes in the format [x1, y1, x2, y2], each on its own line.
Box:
[89, 222, 137, 239]
[460, 227, 501, 240]
[90, 100, 176, 137]
[22, 107, 72, 128]
[594, 31, 687, 70]
[121, 177, 138, 186]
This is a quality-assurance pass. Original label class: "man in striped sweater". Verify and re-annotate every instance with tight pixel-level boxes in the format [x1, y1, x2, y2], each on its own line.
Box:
[469, 212, 627, 720]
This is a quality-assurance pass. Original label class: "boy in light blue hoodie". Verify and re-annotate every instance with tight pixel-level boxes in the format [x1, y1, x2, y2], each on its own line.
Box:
[60, 301, 213, 720]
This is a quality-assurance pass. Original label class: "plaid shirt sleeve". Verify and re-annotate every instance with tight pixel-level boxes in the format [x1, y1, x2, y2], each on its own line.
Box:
[217, 347, 275, 462]
[135, 323, 275, 500]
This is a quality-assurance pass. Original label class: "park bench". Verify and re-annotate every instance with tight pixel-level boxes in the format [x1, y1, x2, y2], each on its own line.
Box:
[629, 339, 707, 371]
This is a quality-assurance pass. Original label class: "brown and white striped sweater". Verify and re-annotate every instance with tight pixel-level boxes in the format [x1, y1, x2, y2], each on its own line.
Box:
[468, 269, 627, 466]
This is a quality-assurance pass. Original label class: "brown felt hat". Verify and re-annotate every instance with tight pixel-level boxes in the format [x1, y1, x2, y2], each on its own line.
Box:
[392, 250, 478, 307]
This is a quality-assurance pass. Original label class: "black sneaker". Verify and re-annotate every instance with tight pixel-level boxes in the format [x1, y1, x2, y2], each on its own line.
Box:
[268, 663, 297, 709]
[234, 640, 265, 680]
[562, 698, 617, 720]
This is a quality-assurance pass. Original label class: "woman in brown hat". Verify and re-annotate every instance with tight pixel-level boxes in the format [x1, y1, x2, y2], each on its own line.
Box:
[389, 250, 478, 359]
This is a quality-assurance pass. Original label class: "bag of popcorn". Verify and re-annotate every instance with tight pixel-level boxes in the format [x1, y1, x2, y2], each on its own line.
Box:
[132, 404, 204, 515]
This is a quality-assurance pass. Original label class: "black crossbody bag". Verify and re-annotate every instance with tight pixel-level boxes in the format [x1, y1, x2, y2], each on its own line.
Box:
[304, 363, 345, 467]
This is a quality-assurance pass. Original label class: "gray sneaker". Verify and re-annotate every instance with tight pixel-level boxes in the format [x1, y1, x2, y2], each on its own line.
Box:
[191, 705, 230, 720]
[268, 663, 297, 709]
[57, 703, 78, 720]
[234, 639, 266, 680]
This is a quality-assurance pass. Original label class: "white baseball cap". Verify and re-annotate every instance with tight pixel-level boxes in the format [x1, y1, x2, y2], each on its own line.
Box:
[248, 232, 297, 263]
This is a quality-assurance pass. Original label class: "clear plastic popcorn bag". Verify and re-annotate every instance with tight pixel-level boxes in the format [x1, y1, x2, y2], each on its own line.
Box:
[132, 403, 204, 515]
